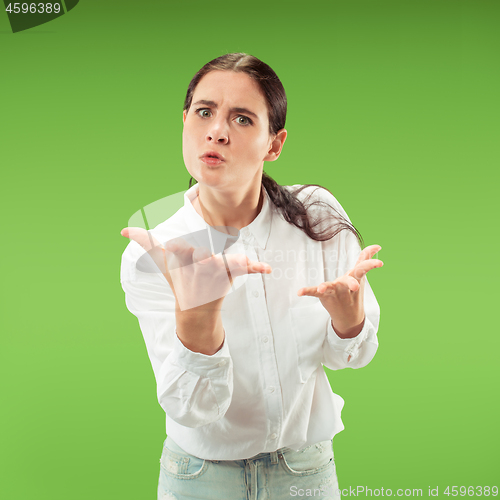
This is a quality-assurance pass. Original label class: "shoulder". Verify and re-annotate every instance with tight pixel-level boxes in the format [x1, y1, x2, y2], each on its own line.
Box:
[281, 184, 348, 219]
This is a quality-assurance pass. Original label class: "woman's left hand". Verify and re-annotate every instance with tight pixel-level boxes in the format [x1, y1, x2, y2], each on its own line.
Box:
[297, 244, 383, 339]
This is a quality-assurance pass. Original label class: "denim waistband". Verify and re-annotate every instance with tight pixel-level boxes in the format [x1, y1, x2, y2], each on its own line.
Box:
[166, 435, 331, 463]
[244, 448, 283, 463]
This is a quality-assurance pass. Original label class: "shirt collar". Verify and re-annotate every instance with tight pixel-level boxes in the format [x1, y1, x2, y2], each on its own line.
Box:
[183, 183, 273, 250]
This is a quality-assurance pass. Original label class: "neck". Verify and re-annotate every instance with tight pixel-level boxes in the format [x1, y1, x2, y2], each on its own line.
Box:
[194, 183, 263, 230]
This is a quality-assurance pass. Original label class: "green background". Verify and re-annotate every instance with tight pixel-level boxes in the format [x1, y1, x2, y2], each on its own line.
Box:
[1, 0, 498, 498]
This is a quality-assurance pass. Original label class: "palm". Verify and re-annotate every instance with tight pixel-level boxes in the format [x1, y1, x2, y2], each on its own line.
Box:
[121, 227, 271, 311]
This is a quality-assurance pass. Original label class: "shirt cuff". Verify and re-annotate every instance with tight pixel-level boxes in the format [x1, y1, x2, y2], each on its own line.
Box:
[169, 331, 232, 378]
[327, 318, 370, 364]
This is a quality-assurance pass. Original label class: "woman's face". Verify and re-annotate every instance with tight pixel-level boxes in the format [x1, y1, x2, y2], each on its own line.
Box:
[182, 70, 277, 195]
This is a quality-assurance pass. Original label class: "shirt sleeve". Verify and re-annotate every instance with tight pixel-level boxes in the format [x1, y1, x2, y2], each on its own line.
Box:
[307, 188, 381, 370]
[120, 240, 234, 428]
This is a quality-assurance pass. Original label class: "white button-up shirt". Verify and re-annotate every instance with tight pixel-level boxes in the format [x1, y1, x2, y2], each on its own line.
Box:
[120, 183, 380, 461]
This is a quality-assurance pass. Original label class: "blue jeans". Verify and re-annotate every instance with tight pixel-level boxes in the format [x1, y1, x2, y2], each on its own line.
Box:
[157, 436, 340, 500]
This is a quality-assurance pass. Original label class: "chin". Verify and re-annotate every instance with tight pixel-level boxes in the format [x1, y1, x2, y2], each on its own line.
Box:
[184, 164, 198, 181]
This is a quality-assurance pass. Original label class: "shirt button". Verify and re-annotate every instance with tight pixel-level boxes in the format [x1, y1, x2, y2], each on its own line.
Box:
[268, 386, 275, 393]
[262, 336, 269, 343]
[252, 291, 259, 298]
[217, 360, 226, 367]
[270, 433, 277, 440]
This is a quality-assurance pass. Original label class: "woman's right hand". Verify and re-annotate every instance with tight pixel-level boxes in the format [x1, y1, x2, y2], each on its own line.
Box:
[121, 227, 272, 312]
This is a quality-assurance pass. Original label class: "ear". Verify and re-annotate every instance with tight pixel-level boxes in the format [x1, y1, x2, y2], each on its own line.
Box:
[264, 129, 287, 162]
[183, 110, 187, 123]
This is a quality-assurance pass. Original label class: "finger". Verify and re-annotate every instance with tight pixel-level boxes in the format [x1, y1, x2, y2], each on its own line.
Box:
[347, 275, 360, 292]
[355, 244, 382, 266]
[350, 259, 384, 281]
[247, 260, 272, 275]
[297, 286, 319, 297]
[317, 276, 359, 294]
[317, 281, 333, 294]
[122, 227, 173, 275]
[298, 279, 354, 297]
[226, 255, 272, 278]
[121, 227, 160, 252]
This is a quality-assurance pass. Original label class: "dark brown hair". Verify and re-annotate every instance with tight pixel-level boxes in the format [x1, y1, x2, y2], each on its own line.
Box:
[184, 53, 363, 247]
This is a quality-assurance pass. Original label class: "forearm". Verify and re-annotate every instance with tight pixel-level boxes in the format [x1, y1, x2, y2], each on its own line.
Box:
[176, 305, 225, 355]
[327, 277, 366, 338]
[323, 278, 380, 370]
[158, 330, 233, 427]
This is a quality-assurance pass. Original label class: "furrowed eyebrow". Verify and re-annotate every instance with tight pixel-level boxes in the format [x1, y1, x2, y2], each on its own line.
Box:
[192, 100, 259, 120]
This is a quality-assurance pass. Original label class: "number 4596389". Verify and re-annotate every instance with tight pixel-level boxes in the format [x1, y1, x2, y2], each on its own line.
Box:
[444, 486, 498, 497]
[5, 3, 62, 14]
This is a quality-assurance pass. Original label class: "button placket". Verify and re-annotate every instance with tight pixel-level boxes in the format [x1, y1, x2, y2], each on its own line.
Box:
[243, 238, 283, 449]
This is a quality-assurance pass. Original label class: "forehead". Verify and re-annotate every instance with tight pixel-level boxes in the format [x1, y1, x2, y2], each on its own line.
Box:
[193, 71, 268, 114]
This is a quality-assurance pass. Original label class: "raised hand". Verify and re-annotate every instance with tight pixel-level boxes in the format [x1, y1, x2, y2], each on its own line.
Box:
[297, 244, 383, 338]
[121, 227, 272, 312]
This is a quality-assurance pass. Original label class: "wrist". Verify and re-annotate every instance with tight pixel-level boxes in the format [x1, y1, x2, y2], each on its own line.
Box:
[176, 309, 224, 355]
[331, 316, 365, 339]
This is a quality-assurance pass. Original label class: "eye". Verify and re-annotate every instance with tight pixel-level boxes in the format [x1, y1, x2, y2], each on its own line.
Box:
[195, 108, 212, 118]
[236, 115, 252, 126]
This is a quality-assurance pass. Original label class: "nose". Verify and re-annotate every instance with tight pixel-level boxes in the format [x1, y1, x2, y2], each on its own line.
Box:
[206, 119, 228, 145]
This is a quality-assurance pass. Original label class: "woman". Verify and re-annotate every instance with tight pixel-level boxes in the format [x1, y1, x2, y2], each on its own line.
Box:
[120, 53, 383, 500]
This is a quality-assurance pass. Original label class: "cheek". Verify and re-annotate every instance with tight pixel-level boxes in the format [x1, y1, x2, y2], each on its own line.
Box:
[247, 136, 271, 160]
[182, 132, 194, 165]
[241, 134, 269, 157]
[182, 128, 195, 154]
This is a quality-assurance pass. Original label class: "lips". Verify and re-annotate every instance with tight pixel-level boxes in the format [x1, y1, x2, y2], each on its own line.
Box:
[200, 151, 225, 166]
[201, 151, 225, 161]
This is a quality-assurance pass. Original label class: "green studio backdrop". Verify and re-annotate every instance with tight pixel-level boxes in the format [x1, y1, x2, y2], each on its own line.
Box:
[1, 1, 498, 499]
